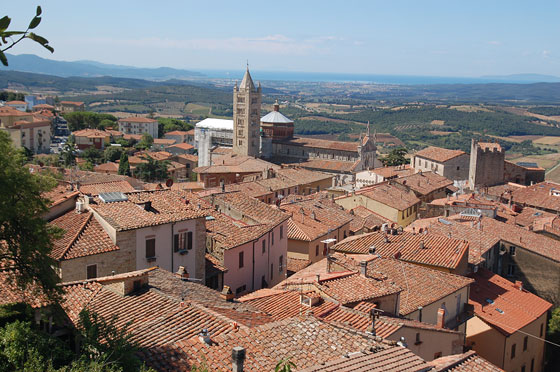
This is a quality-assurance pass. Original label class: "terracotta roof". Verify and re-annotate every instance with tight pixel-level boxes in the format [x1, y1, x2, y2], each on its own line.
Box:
[89, 190, 207, 231]
[6, 100, 26, 105]
[33, 104, 54, 109]
[61, 169, 143, 187]
[118, 116, 157, 123]
[145, 317, 399, 372]
[469, 268, 552, 335]
[317, 273, 402, 305]
[202, 192, 289, 250]
[349, 206, 391, 232]
[282, 158, 358, 173]
[170, 182, 204, 191]
[429, 193, 497, 209]
[79, 180, 136, 196]
[140, 151, 173, 161]
[94, 162, 119, 173]
[332, 230, 469, 271]
[287, 257, 311, 273]
[60, 101, 84, 106]
[299, 346, 433, 372]
[61, 268, 270, 349]
[164, 130, 191, 135]
[429, 350, 504, 371]
[406, 218, 499, 265]
[279, 254, 473, 316]
[73, 129, 110, 138]
[0, 270, 49, 309]
[238, 289, 338, 321]
[168, 143, 194, 150]
[176, 153, 198, 163]
[366, 165, 414, 179]
[478, 217, 560, 262]
[507, 181, 560, 213]
[0, 107, 31, 116]
[395, 171, 454, 196]
[42, 183, 79, 207]
[414, 146, 466, 163]
[124, 133, 143, 141]
[210, 146, 232, 155]
[50, 211, 119, 260]
[195, 154, 279, 175]
[153, 138, 176, 145]
[274, 137, 360, 152]
[206, 191, 290, 227]
[281, 198, 353, 241]
[349, 182, 421, 211]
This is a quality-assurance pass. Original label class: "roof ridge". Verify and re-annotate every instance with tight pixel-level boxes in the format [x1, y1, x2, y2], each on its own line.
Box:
[59, 212, 93, 260]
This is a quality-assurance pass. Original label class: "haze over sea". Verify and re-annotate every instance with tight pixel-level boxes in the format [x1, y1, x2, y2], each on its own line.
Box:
[199, 70, 560, 85]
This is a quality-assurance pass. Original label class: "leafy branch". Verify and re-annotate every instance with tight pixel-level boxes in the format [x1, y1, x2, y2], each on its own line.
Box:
[0, 6, 54, 66]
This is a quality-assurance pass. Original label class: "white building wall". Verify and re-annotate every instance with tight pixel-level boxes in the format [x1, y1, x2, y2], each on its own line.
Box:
[134, 219, 199, 276]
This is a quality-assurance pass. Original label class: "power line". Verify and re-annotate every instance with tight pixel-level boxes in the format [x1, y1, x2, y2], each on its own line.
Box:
[480, 318, 560, 349]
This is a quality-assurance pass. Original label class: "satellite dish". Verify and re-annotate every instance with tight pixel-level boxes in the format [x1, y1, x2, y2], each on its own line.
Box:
[166, 179, 174, 188]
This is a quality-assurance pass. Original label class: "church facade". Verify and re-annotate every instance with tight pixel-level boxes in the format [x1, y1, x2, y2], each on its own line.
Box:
[231, 68, 378, 183]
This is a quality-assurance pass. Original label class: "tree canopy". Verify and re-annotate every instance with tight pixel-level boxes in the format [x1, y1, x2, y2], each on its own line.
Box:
[0, 131, 62, 301]
[379, 147, 409, 166]
[62, 112, 118, 132]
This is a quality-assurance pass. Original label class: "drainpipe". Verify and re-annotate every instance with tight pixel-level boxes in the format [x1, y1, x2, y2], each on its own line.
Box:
[171, 222, 175, 272]
[268, 229, 271, 286]
[252, 240, 255, 291]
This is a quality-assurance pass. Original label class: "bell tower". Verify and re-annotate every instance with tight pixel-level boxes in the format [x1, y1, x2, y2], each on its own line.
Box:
[233, 65, 261, 157]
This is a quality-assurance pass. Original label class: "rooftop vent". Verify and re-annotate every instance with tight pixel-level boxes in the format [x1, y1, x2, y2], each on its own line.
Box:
[369, 245, 376, 255]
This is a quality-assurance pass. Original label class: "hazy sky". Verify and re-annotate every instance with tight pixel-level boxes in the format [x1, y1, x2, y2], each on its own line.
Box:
[4, 1, 559, 76]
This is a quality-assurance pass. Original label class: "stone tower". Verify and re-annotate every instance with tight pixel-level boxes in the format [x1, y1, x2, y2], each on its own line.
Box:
[469, 139, 505, 188]
[233, 66, 261, 157]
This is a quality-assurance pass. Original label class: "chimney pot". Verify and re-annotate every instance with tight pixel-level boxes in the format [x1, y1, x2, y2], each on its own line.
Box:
[221, 285, 235, 301]
[514, 280, 523, 291]
[359, 261, 368, 276]
[436, 308, 445, 328]
[232, 346, 246, 372]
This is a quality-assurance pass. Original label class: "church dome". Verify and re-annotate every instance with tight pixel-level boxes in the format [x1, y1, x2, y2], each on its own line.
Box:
[261, 101, 293, 124]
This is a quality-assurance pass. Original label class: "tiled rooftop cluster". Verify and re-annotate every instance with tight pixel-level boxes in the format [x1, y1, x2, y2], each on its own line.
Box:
[199, 167, 333, 199]
[280, 196, 353, 241]
[332, 230, 469, 271]
[395, 171, 454, 196]
[89, 190, 208, 231]
[50, 211, 119, 260]
[469, 268, 552, 335]
[350, 182, 421, 210]
[278, 252, 473, 316]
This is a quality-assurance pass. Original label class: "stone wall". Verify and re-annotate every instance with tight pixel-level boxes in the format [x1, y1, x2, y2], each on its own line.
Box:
[469, 141, 505, 188]
[498, 242, 560, 305]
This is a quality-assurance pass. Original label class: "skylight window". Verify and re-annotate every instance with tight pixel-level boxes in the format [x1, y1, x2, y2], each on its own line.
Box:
[496, 308, 504, 314]
[486, 298, 494, 304]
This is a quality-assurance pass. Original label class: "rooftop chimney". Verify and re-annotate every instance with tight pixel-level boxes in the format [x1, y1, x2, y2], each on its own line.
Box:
[176, 266, 189, 281]
[419, 241, 425, 249]
[436, 308, 445, 328]
[232, 346, 246, 372]
[359, 261, 368, 276]
[221, 285, 235, 301]
[514, 280, 523, 291]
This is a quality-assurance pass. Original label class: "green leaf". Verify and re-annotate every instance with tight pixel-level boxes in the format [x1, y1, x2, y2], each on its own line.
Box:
[0, 16, 11, 32]
[26, 32, 54, 53]
[29, 16, 41, 30]
[36, 6, 42, 16]
[0, 50, 8, 66]
[27, 32, 48, 45]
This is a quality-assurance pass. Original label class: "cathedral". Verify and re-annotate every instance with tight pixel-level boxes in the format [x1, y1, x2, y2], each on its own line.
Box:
[232, 67, 378, 182]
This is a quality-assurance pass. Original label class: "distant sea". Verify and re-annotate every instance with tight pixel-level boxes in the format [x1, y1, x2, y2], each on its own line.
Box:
[197, 70, 558, 85]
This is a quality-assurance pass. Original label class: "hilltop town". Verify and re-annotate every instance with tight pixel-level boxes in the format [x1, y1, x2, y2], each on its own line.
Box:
[1, 65, 559, 372]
